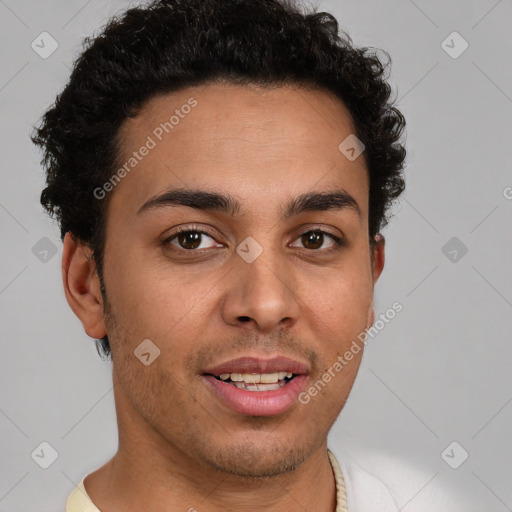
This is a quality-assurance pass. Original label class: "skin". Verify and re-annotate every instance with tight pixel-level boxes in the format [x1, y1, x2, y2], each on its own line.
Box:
[63, 82, 385, 512]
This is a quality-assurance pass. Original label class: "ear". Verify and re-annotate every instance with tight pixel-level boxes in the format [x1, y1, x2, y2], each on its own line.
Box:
[370, 233, 385, 284]
[62, 232, 107, 339]
[367, 234, 385, 327]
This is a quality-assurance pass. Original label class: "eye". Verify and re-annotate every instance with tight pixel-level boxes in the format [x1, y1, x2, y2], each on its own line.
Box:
[162, 227, 344, 253]
[165, 229, 222, 251]
[291, 230, 344, 251]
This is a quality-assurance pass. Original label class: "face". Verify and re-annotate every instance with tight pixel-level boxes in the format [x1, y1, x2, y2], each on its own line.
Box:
[77, 83, 384, 478]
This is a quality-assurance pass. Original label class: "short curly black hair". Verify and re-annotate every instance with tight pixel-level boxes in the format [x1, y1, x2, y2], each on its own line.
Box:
[31, 0, 406, 361]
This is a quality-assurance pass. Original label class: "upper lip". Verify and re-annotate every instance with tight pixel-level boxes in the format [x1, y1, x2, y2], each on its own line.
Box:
[203, 356, 310, 376]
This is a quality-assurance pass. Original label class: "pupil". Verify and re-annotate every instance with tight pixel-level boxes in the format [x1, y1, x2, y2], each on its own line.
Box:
[303, 231, 322, 249]
[179, 231, 201, 249]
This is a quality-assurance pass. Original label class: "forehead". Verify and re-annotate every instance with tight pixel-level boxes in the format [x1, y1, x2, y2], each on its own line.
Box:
[112, 83, 369, 216]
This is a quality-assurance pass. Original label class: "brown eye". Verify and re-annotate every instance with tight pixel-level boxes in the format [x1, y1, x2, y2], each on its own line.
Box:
[301, 231, 324, 249]
[292, 230, 343, 251]
[166, 230, 220, 251]
[177, 231, 202, 250]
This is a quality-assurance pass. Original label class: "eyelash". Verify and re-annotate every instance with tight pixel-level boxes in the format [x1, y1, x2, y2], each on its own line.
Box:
[162, 225, 345, 254]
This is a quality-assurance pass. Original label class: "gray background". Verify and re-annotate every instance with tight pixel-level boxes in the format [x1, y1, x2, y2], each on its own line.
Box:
[0, 0, 511, 510]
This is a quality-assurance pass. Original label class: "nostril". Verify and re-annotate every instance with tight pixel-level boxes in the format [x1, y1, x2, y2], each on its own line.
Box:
[239, 316, 251, 323]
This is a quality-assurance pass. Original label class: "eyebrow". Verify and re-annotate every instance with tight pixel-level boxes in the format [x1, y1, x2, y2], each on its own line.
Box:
[137, 188, 361, 220]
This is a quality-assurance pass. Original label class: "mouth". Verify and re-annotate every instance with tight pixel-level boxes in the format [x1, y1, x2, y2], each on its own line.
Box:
[201, 356, 310, 416]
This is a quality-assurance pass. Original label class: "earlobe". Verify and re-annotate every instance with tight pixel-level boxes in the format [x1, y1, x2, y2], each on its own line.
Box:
[62, 232, 107, 339]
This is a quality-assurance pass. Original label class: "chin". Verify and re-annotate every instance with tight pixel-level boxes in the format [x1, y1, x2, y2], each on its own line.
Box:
[200, 439, 310, 478]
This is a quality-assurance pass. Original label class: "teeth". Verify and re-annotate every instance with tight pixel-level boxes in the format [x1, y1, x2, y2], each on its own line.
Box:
[260, 373, 279, 383]
[217, 372, 295, 384]
[233, 381, 285, 391]
[242, 373, 262, 383]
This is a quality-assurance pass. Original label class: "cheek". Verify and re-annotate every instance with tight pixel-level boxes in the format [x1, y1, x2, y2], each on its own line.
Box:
[310, 266, 373, 326]
[304, 266, 374, 366]
[105, 250, 218, 348]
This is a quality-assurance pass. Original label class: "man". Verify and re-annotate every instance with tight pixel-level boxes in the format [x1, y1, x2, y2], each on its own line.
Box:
[32, 0, 408, 510]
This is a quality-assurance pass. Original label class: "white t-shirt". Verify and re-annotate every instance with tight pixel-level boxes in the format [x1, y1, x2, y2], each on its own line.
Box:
[331, 445, 474, 511]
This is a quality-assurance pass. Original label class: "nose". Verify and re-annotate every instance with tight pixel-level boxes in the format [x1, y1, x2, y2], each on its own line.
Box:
[220, 247, 300, 334]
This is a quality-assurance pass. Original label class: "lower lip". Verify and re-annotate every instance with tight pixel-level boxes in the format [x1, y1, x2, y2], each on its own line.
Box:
[202, 375, 309, 416]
